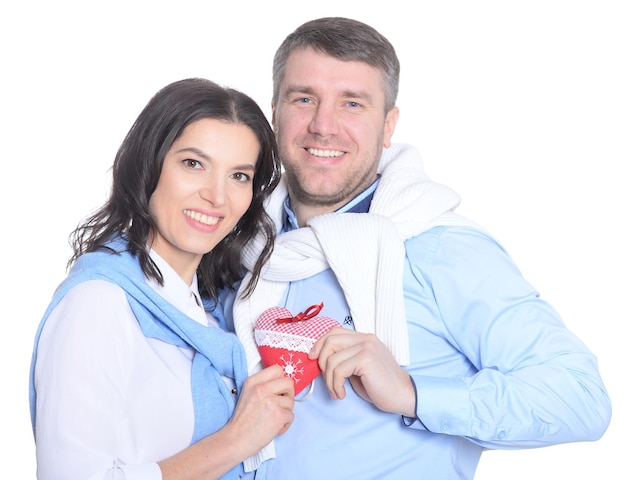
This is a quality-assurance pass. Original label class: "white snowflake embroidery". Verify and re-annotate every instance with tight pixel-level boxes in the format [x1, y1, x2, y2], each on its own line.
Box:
[280, 353, 305, 383]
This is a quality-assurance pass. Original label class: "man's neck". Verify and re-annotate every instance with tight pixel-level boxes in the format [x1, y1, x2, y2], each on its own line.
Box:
[285, 178, 380, 229]
[292, 203, 342, 227]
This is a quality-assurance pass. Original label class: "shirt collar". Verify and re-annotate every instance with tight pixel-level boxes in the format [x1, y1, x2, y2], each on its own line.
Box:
[282, 176, 380, 232]
[146, 249, 210, 326]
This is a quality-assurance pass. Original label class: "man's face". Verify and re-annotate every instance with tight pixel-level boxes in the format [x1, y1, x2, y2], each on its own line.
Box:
[272, 47, 399, 215]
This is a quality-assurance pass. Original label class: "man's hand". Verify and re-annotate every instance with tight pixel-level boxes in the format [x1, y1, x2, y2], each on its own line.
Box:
[309, 327, 416, 417]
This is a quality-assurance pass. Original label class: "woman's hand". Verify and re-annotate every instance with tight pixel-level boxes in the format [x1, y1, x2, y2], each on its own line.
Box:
[226, 364, 295, 452]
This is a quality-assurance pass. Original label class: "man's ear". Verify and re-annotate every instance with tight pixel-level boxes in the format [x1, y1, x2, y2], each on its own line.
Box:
[271, 103, 277, 131]
[383, 106, 400, 148]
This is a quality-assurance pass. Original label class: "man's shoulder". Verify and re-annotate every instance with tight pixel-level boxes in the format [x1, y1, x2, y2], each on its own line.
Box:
[404, 225, 499, 253]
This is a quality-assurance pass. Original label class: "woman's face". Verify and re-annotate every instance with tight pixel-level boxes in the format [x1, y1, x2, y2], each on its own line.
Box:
[148, 118, 259, 283]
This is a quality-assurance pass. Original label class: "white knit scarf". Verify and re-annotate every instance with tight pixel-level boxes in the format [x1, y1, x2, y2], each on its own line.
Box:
[236, 143, 479, 471]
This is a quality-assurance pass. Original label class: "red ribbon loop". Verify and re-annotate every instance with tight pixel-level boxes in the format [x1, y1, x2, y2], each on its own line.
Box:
[276, 302, 324, 324]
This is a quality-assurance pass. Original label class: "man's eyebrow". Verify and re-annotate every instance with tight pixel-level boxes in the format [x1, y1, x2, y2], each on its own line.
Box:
[284, 85, 315, 96]
[342, 90, 373, 103]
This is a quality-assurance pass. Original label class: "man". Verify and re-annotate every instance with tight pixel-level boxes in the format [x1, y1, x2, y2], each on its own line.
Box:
[226, 17, 611, 479]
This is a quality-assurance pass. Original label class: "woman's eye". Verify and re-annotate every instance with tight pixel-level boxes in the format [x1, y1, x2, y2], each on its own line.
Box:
[232, 172, 251, 182]
[183, 159, 202, 168]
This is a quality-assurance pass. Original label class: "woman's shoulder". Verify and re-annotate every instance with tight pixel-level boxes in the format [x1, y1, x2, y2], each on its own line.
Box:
[45, 279, 135, 339]
[62, 278, 129, 306]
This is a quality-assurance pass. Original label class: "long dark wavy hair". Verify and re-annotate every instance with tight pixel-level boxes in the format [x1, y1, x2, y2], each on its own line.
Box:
[68, 78, 281, 301]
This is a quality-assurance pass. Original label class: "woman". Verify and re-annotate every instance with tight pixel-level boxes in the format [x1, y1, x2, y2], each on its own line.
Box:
[29, 78, 294, 480]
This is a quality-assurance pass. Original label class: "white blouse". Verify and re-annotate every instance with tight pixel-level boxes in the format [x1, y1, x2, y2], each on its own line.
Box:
[34, 250, 232, 479]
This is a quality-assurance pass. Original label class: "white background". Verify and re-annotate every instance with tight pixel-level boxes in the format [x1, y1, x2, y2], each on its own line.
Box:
[1, 1, 624, 478]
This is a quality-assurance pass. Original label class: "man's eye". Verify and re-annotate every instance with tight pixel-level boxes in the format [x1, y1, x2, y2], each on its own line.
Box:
[297, 97, 312, 104]
[347, 101, 360, 108]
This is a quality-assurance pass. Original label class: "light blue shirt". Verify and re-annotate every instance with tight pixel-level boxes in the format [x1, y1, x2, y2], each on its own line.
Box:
[224, 180, 611, 479]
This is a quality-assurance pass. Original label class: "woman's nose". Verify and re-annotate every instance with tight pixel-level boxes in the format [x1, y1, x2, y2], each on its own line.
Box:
[199, 176, 226, 206]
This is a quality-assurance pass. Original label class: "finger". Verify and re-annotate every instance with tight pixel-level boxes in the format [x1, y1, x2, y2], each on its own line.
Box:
[265, 363, 288, 379]
[315, 328, 363, 376]
[312, 327, 355, 368]
[249, 364, 282, 386]
[276, 397, 295, 435]
[309, 326, 345, 359]
[276, 376, 295, 398]
[247, 365, 295, 400]
[322, 344, 364, 399]
[263, 368, 296, 398]
[277, 419, 292, 436]
[313, 331, 361, 399]
[348, 376, 373, 403]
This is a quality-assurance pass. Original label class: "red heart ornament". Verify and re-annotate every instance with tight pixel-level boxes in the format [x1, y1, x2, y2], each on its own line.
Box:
[254, 303, 340, 395]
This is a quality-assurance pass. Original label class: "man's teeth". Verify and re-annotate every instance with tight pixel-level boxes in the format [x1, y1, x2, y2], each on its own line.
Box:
[184, 209, 219, 226]
[307, 148, 344, 158]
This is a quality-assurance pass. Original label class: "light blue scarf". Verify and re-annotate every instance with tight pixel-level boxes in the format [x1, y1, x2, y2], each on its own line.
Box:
[29, 237, 248, 478]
